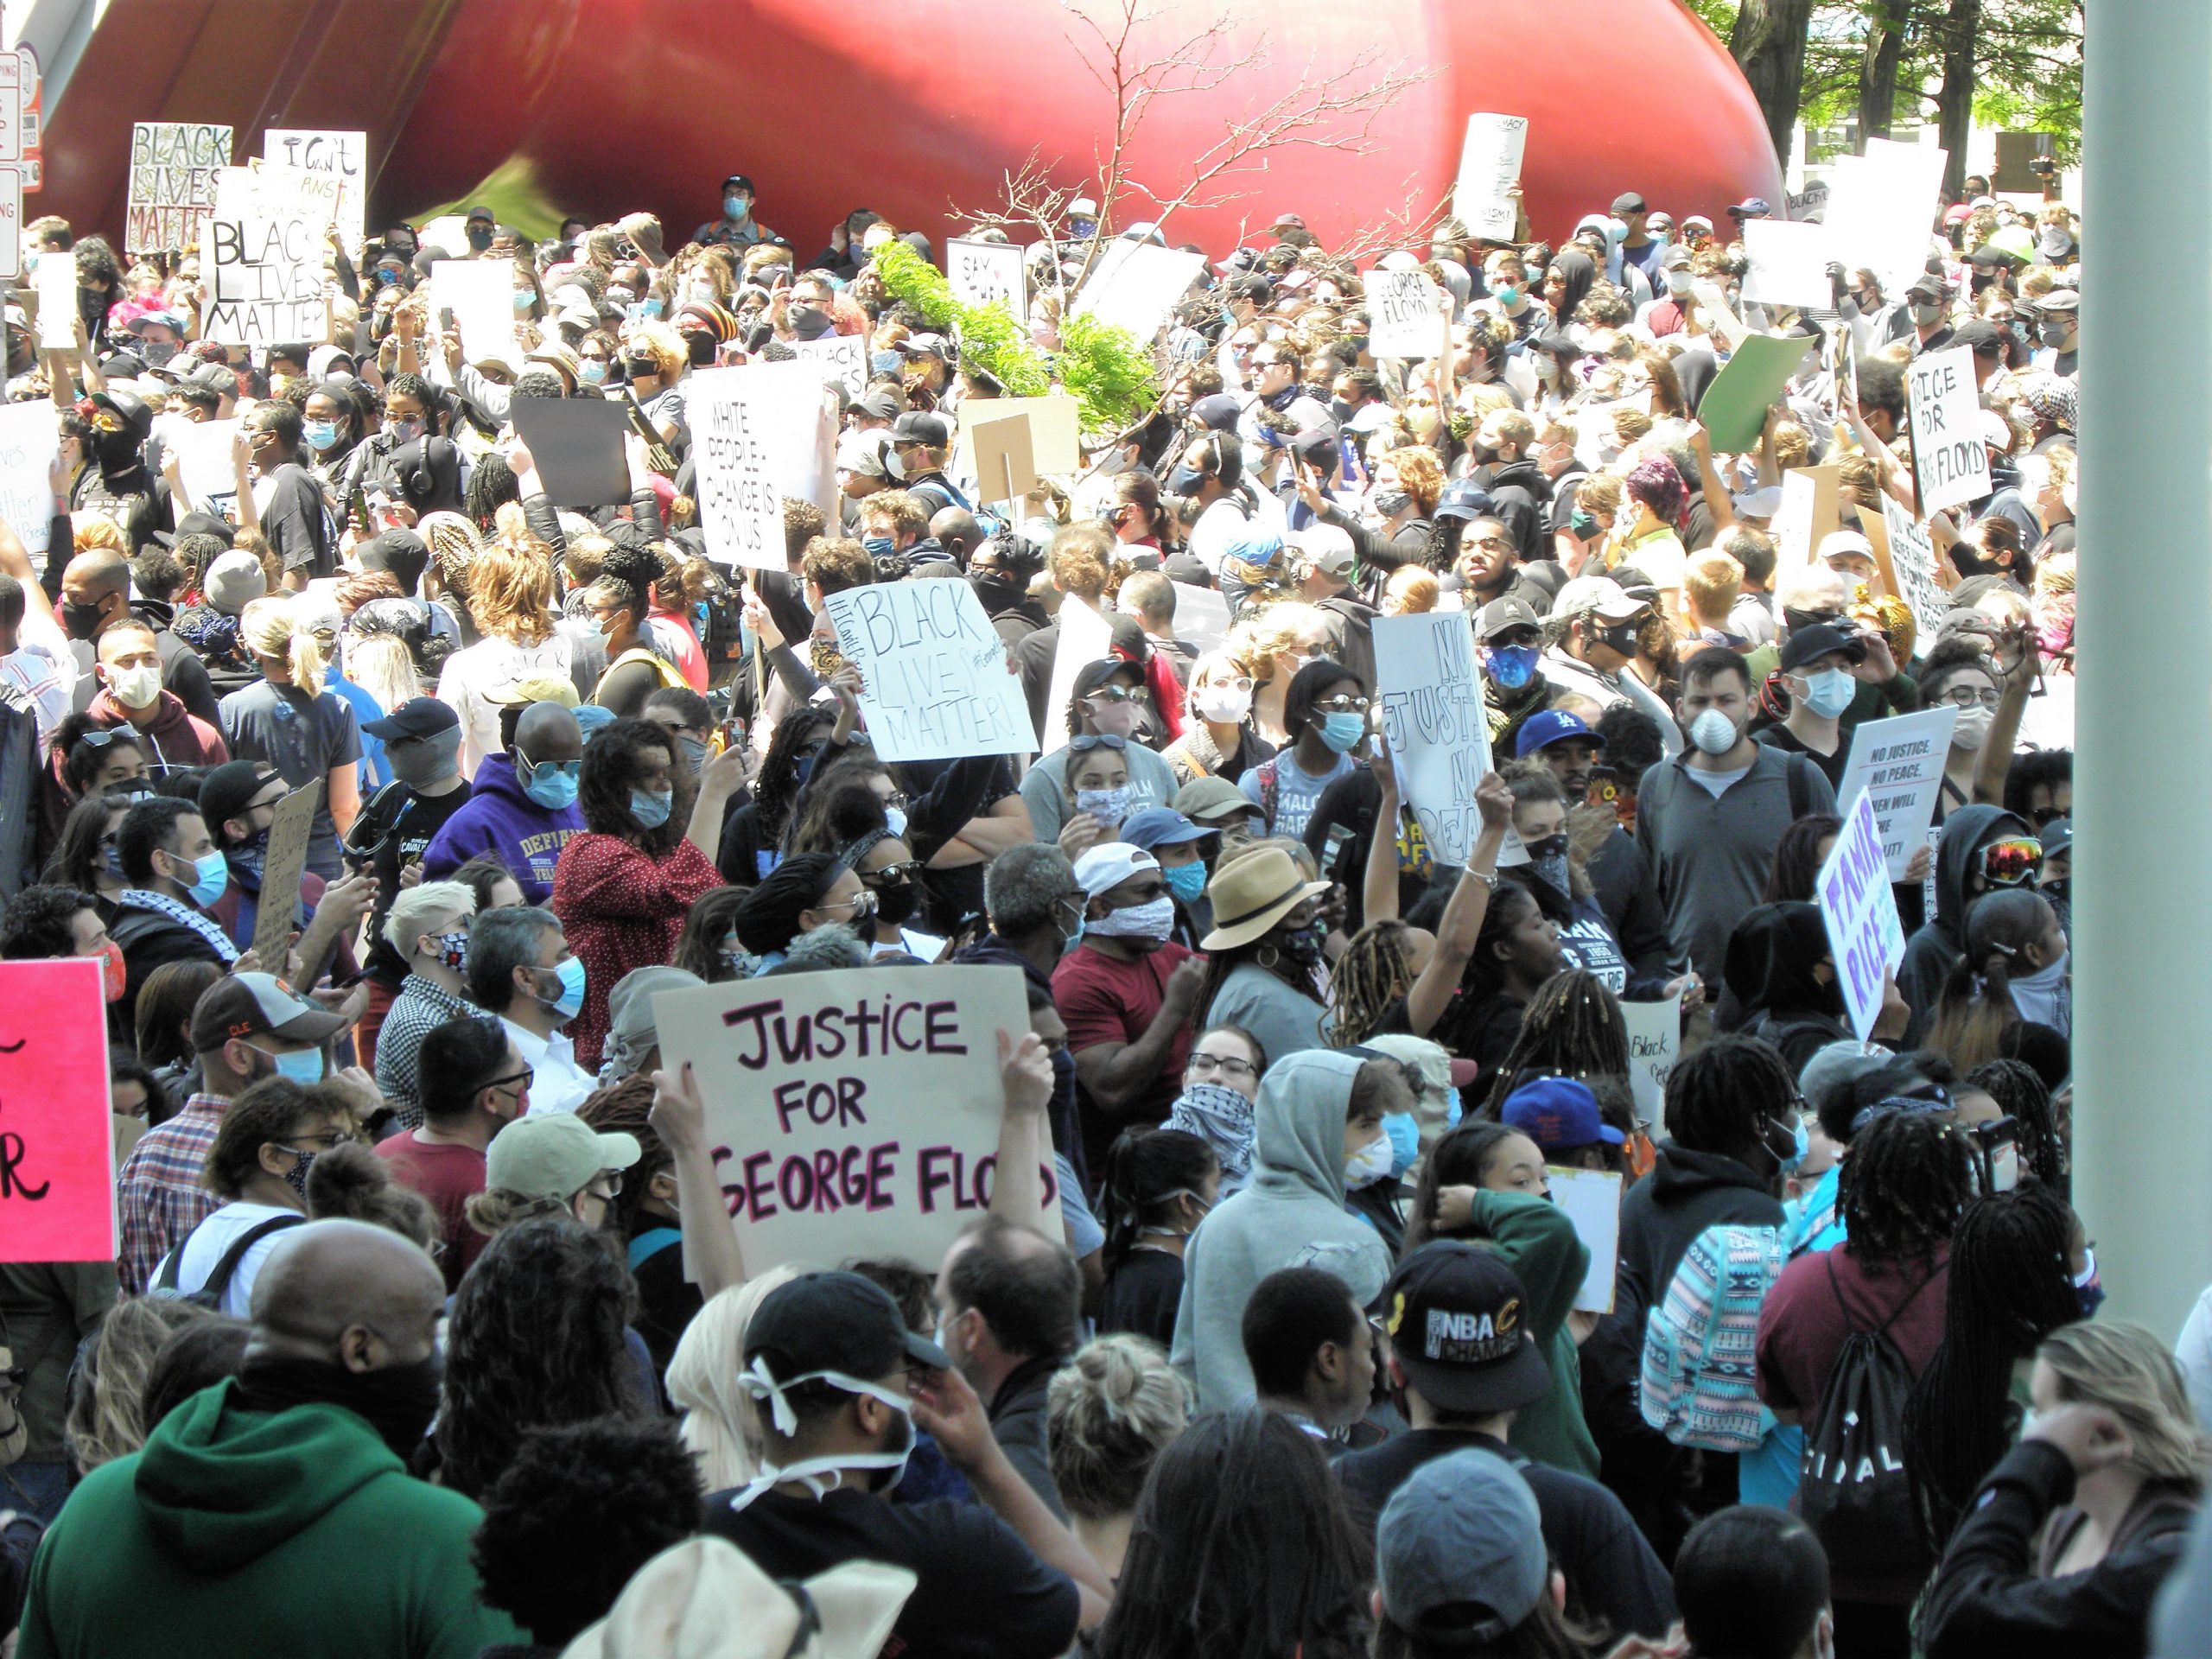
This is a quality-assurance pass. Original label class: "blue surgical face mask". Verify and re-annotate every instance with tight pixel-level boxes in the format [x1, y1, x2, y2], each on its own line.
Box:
[871, 349, 901, 376]
[1444, 1085, 1464, 1128]
[251, 1044, 326, 1085]
[862, 535, 896, 559]
[519, 753, 582, 810]
[579, 360, 607, 385]
[1161, 861, 1207, 905]
[302, 419, 340, 452]
[538, 956, 588, 1020]
[1383, 1111, 1420, 1179]
[1769, 1113, 1809, 1176]
[630, 786, 676, 829]
[1795, 666, 1856, 720]
[1492, 283, 1522, 307]
[1317, 712, 1365, 753]
[169, 846, 231, 907]
[1484, 644, 1540, 690]
[725, 195, 751, 220]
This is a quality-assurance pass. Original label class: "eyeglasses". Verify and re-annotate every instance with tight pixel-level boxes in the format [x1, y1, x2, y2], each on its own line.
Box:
[584, 1173, 625, 1200]
[1313, 694, 1371, 715]
[817, 889, 880, 916]
[482, 1068, 535, 1096]
[1940, 685, 2002, 710]
[1471, 533, 1514, 551]
[1186, 1052, 1257, 1080]
[1069, 733, 1129, 753]
[1082, 685, 1141, 705]
[1977, 837, 2044, 887]
[279, 1129, 361, 1154]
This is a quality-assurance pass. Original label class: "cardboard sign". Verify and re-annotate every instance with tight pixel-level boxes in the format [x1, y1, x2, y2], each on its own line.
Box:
[790, 333, 868, 401]
[251, 779, 322, 972]
[1072, 241, 1205, 341]
[1689, 278, 1750, 354]
[1772, 463, 1842, 573]
[429, 258, 516, 368]
[1621, 990, 1681, 1128]
[969, 409, 1039, 505]
[1906, 346, 1991, 515]
[1368, 270, 1443, 359]
[823, 581, 1037, 761]
[0, 400, 56, 556]
[690, 362, 834, 570]
[1814, 791, 1907, 1041]
[204, 166, 332, 346]
[511, 397, 629, 508]
[1695, 332, 1815, 454]
[1373, 612, 1492, 868]
[1450, 112, 1529, 242]
[1548, 1166, 1622, 1314]
[955, 393, 1081, 476]
[1039, 596, 1114, 754]
[1837, 705, 1960, 880]
[125, 121, 231, 253]
[652, 965, 1054, 1272]
[262, 129, 366, 251]
[1877, 497, 1949, 639]
[31, 248, 73, 349]
[1741, 219, 1834, 311]
[0, 957, 114, 1262]
[948, 237, 1026, 315]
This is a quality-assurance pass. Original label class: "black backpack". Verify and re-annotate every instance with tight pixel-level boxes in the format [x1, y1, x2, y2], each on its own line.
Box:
[1796, 1255, 1938, 1577]
[152, 1212, 308, 1309]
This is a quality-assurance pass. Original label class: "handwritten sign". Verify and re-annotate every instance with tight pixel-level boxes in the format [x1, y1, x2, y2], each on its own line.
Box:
[790, 333, 868, 401]
[1906, 345, 1990, 515]
[1621, 990, 1681, 1128]
[429, 258, 516, 368]
[252, 779, 321, 972]
[204, 166, 331, 346]
[0, 957, 115, 1262]
[1450, 112, 1529, 242]
[1741, 219, 1834, 311]
[948, 237, 1026, 315]
[652, 965, 1054, 1272]
[262, 129, 365, 251]
[1072, 241, 1205, 342]
[1836, 705, 1958, 880]
[126, 121, 231, 253]
[0, 166, 20, 283]
[1877, 497, 1948, 639]
[1814, 790, 1906, 1041]
[1368, 270, 1442, 359]
[1548, 1166, 1622, 1314]
[0, 401, 57, 556]
[824, 581, 1036, 761]
[1374, 612, 1491, 868]
[690, 362, 833, 570]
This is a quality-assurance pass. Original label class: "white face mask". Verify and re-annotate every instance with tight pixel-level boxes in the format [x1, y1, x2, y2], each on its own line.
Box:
[1687, 708, 1739, 755]
[729, 1359, 917, 1509]
[1087, 894, 1176, 941]
[105, 663, 163, 709]
[1344, 1133, 1395, 1190]
[1950, 705, 1993, 751]
[1194, 683, 1253, 724]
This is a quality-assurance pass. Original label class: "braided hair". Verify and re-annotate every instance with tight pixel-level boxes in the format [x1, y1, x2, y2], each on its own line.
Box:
[1326, 919, 1419, 1048]
[1967, 1058, 2067, 1194]
[1476, 969, 1631, 1118]
[1098, 1128, 1217, 1277]
[1837, 1109, 1974, 1268]
[1903, 1184, 2080, 1552]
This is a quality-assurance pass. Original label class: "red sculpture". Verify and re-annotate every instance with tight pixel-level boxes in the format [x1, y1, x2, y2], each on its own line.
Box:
[41, 0, 1782, 256]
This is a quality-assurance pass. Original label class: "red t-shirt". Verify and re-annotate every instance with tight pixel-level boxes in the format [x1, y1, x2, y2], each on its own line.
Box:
[1755, 1242, 1950, 1419]
[1051, 940, 1198, 1128]
[376, 1135, 490, 1293]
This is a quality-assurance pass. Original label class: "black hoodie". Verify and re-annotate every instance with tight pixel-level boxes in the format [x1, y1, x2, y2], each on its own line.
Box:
[1614, 1141, 1784, 1339]
[1897, 804, 2033, 1043]
[1724, 901, 1853, 1072]
[1484, 456, 1555, 565]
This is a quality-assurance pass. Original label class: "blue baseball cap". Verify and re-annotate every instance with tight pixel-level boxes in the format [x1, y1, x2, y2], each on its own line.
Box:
[1513, 709, 1597, 760]
[1119, 808, 1212, 851]
[1501, 1077, 1624, 1151]
[1435, 478, 1493, 524]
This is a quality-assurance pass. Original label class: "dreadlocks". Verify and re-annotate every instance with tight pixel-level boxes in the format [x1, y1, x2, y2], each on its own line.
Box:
[1967, 1058, 2068, 1195]
[1662, 1034, 1795, 1160]
[1327, 920, 1417, 1048]
[1837, 1109, 1974, 1268]
[1903, 1184, 2081, 1552]
[1476, 969, 1631, 1117]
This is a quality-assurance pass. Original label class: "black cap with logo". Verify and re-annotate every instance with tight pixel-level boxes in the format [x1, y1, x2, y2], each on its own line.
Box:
[1381, 1241, 1553, 1415]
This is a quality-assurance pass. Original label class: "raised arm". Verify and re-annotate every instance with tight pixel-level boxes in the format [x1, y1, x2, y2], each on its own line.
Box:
[988, 1030, 1053, 1237]
[648, 1061, 747, 1299]
[1406, 772, 1513, 1039]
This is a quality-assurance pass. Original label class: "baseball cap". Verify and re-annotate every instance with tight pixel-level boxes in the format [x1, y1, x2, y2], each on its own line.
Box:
[1214, 248, 1260, 276]
[355, 527, 426, 575]
[746, 1270, 949, 1393]
[1553, 575, 1643, 622]
[488, 674, 581, 709]
[888, 410, 949, 447]
[485, 1111, 642, 1203]
[1659, 245, 1693, 271]
[1270, 212, 1307, 232]
[1380, 1241, 1553, 1415]
[1175, 775, 1260, 827]
[1067, 196, 1099, 219]
[1071, 842, 1160, 899]
[126, 309, 187, 337]
[1815, 529, 1877, 568]
[1377, 1449, 1548, 1648]
[1502, 1077, 1625, 1152]
[1072, 658, 1143, 701]
[1904, 273, 1948, 303]
[362, 696, 461, 742]
[1682, 213, 1714, 232]
[1952, 319, 2003, 356]
[1611, 191, 1647, 216]
[1189, 392, 1244, 434]
[895, 334, 950, 361]
[190, 971, 349, 1052]
[1291, 524, 1358, 580]
[1778, 620, 1868, 673]
[1513, 709, 1596, 760]
[203, 550, 268, 616]
[1434, 478, 1492, 524]
[721, 174, 756, 194]
[1727, 197, 1773, 220]
[855, 388, 901, 422]
[1118, 808, 1211, 852]
[197, 760, 285, 840]
[1477, 595, 1542, 641]
[1942, 202, 1975, 226]
[465, 203, 494, 224]
[2040, 817, 2072, 861]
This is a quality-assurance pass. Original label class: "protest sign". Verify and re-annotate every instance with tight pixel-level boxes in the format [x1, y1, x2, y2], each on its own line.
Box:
[0, 957, 113, 1262]
[1548, 1166, 1623, 1314]
[1875, 497, 1949, 639]
[652, 964, 1054, 1271]
[1837, 705, 1959, 880]
[956, 393, 1080, 475]
[262, 129, 366, 250]
[0, 401, 56, 556]
[32, 249, 73, 348]
[948, 237, 1026, 315]
[1695, 332, 1815, 453]
[512, 397, 629, 508]
[1367, 270, 1442, 359]
[1450, 112, 1529, 241]
[0, 167, 20, 282]
[1621, 991, 1681, 1128]
[169, 417, 240, 520]
[1170, 581, 1230, 654]
[1373, 613, 1492, 868]
[790, 333, 868, 400]
[969, 409, 1038, 505]
[251, 780, 321, 973]
[1772, 463, 1841, 573]
[1741, 219, 1834, 310]
[1788, 179, 1831, 221]
[1073, 241, 1205, 341]
[204, 167, 331, 347]
[823, 581, 1037, 761]
[1906, 346, 1991, 515]
[1689, 278, 1751, 353]
[690, 363, 833, 569]
[418, 213, 468, 258]
[429, 258, 517, 367]
[125, 121, 231, 253]
[1815, 790, 1907, 1041]
[1823, 137, 1948, 301]
[1039, 596, 1114, 754]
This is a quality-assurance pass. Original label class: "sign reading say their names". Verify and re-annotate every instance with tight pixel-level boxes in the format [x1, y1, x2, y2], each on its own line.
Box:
[824, 581, 1037, 761]
[1814, 790, 1907, 1041]
[948, 237, 1026, 315]
[1373, 612, 1492, 868]
[652, 965, 1057, 1273]
[126, 121, 231, 253]
[1836, 705, 1958, 881]
[690, 363, 831, 570]
[0, 401, 58, 556]
[1367, 270, 1442, 358]
[0, 957, 114, 1262]
[1906, 345, 1990, 515]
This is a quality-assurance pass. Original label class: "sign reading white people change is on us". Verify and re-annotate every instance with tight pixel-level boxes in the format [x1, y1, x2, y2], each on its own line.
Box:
[823, 580, 1038, 761]
[1906, 345, 1991, 515]
[1373, 612, 1493, 868]
[1815, 791, 1907, 1041]
[690, 363, 833, 570]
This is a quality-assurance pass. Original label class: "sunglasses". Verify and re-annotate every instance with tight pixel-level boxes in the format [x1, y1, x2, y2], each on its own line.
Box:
[1977, 837, 2044, 887]
[1082, 685, 1141, 705]
[1069, 734, 1128, 753]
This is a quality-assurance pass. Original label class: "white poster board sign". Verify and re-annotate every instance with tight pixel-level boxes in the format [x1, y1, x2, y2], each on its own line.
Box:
[789, 333, 868, 401]
[1168, 581, 1231, 654]
[1880, 496, 1949, 639]
[955, 394, 1081, 477]
[168, 417, 241, 521]
[1772, 468, 1819, 573]
[1836, 705, 1959, 881]
[1450, 113, 1529, 242]
[1072, 241, 1205, 341]
[1821, 138, 1947, 302]
[262, 129, 367, 251]
[1549, 1166, 1623, 1314]
[652, 966, 1058, 1273]
[429, 258, 516, 368]
[204, 166, 332, 346]
[948, 237, 1026, 315]
[1815, 791, 1908, 1041]
[124, 121, 231, 254]
[1373, 612, 1492, 868]
[823, 581, 1038, 760]
[1039, 596, 1114, 755]
[1621, 991, 1682, 1129]
[32, 249, 73, 348]
[0, 400, 56, 556]
[690, 362, 833, 570]
[1741, 219, 1835, 310]
[1367, 270, 1442, 359]
[1906, 345, 1991, 514]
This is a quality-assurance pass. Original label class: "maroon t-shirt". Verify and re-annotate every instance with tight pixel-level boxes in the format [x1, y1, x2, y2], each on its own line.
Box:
[1756, 1242, 1950, 1418]
[1051, 940, 1198, 1143]
[376, 1135, 490, 1293]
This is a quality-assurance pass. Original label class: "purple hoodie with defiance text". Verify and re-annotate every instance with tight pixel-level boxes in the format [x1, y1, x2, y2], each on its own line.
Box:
[418, 752, 582, 903]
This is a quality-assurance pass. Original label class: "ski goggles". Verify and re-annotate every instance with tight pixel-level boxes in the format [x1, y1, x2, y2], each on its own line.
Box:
[1976, 837, 2044, 887]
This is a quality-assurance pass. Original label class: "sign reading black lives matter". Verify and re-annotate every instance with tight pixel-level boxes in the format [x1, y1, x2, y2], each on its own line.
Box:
[823, 580, 1039, 761]
[126, 123, 232, 254]
[202, 165, 335, 346]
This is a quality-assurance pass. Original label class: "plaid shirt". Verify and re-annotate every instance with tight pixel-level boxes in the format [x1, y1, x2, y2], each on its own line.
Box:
[372, 975, 479, 1129]
[115, 1093, 228, 1294]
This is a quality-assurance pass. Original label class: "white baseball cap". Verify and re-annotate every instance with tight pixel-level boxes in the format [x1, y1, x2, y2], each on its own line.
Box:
[1071, 842, 1159, 899]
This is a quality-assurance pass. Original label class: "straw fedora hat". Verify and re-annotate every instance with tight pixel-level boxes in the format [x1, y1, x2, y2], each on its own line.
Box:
[1200, 845, 1331, 950]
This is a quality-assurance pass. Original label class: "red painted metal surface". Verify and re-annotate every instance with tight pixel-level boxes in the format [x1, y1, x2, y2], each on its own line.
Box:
[41, 0, 1782, 254]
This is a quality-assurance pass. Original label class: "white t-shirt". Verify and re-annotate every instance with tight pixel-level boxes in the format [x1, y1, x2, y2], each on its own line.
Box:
[435, 632, 581, 779]
[153, 1200, 302, 1315]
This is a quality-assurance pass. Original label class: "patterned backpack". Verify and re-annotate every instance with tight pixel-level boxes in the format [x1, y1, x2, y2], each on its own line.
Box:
[1639, 1223, 1786, 1452]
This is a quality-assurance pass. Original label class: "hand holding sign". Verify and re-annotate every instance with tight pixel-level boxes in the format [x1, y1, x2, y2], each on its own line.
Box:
[0, 958, 113, 1263]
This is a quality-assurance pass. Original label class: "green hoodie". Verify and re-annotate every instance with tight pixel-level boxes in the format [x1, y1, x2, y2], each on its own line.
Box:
[16, 1379, 524, 1659]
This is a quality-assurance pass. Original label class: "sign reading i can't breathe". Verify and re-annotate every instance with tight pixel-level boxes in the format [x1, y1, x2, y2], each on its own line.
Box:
[652, 966, 1055, 1272]
[0, 957, 114, 1262]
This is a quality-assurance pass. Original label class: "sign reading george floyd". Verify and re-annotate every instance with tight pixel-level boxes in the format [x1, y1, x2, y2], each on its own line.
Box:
[1367, 270, 1442, 359]
[1815, 790, 1907, 1041]
[0, 957, 115, 1262]
[1906, 345, 1991, 515]
[823, 580, 1038, 761]
[652, 965, 1055, 1272]
[126, 122, 231, 253]
[1374, 611, 1493, 868]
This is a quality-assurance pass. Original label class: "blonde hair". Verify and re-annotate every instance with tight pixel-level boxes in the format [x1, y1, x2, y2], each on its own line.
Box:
[383, 879, 477, 956]
[239, 595, 325, 698]
[1229, 600, 1327, 677]
[1046, 1334, 1192, 1521]
[666, 1266, 809, 1489]
[1381, 565, 1439, 615]
[464, 1187, 569, 1236]
[1577, 474, 1624, 523]
[620, 320, 685, 380]
[1683, 550, 1745, 627]
[347, 635, 420, 723]
[73, 517, 129, 556]
[2038, 1322, 2211, 1492]
[464, 537, 556, 644]
[66, 1297, 226, 1473]
[418, 511, 484, 593]
[1377, 445, 1444, 516]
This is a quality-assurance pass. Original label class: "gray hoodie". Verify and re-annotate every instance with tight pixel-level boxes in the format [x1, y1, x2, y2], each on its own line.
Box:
[1170, 1048, 1394, 1410]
